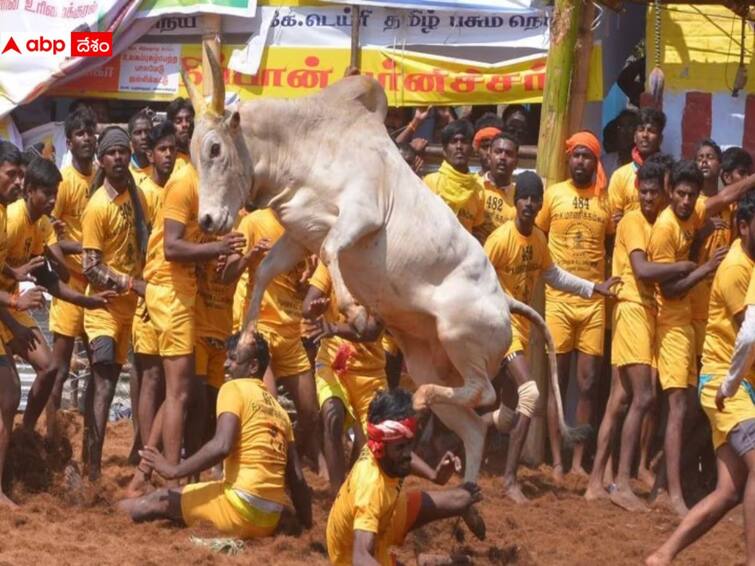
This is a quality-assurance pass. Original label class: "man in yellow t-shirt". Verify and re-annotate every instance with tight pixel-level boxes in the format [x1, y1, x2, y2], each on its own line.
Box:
[648, 192, 755, 565]
[128, 110, 153, 186]
[474, 132, 518, 243]
[0, 142, 46, 509]
[0, 159, 112, 435]
[302, 261, 388, 492]
[484, 171, 615, 503]
[326, 388, 483, 565]
[46, 106, 98, 430]
[586, 161, 696, 510]
[166, 97, 194, 173]
[607, 108, 665, 218]
[130, 121, 177, 463]
[535, 131, 613, 479]
[423, 120, 484, 234]
[119, 358, 313, 539]
[81, 127, 149, 481]
[229, 208, 319, 466]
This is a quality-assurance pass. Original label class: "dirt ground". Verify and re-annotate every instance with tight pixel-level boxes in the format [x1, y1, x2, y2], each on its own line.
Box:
[0, 413, 746, 566]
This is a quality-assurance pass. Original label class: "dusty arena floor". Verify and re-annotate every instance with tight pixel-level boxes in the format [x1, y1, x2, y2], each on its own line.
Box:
[0, 413, 746, 566]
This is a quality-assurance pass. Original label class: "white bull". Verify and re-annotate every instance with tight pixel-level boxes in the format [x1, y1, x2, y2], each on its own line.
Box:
[185, 49, 584, 482]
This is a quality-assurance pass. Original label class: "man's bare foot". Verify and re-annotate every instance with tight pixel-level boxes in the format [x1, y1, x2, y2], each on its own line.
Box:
[568, 465, 589, 478]
[418, 553, 469, 566]
[461, 506, 486, 541]
[603, 462, 614, 486]
[552, 464, 564, 484]
[645, 552, 671, 566]
[0, 492, 19, 509]
[116, 497, 137, 518]
[669, 495, 688, 517]
[124, 472, 150, 499]
[610, 486, 648, 512]
[503, 479, 529, 504]
[651, 492, 688, 517]
[638, 466, 655, 489]
[584, 482, 610, 501]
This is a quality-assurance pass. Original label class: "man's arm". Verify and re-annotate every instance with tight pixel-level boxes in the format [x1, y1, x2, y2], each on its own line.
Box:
[218, 238, 271, 285]
[353, 531, 380, 566]
[139, 412, 239, 479]
[164, 219, 244, 263]
[704, 173, 755, 217]
[56, 239, 83, 256]
[541, 265, 596, 298]
[302, 314, 383, 344]
[659, 246, 727, 299]
[44, 244, 71, 282]
[717, 306, 755, 407]
[82, 248, 131, 293]
[284, 444, 312, 528]
[629, 250, 697, 283]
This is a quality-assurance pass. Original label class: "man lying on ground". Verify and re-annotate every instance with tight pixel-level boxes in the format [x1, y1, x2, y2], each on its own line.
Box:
[118, 338, 312, 538]
[326, 388, 483, 565]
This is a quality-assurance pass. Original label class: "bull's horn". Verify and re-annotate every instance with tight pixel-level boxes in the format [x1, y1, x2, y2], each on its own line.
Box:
[180, 66, 206, 115]
[204, 43, 225, 117]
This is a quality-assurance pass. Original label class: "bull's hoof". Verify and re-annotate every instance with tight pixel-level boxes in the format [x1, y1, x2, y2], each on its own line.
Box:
[345, 304, 369, 334]
[412, 386, 431, 411]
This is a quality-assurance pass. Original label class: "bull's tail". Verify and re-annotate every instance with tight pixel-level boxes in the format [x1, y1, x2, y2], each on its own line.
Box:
[507, 297, 591, 446]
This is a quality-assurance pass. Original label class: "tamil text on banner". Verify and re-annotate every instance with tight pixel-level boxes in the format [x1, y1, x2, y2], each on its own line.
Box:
[320, 0, 542, 14]
[51, 42, 603, 106]
[135, 0, 256, 18]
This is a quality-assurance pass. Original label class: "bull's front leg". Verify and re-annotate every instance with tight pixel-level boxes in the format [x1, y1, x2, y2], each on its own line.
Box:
[232, 232, 307, 377]
[320, 196, 384, 334]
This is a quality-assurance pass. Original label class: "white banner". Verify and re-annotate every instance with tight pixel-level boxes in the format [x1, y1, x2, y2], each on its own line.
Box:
[118, 43, 181, 93]
[0, 115, 22, 148]
[147, 7, 550, 48]
[321, 0, 541, 13]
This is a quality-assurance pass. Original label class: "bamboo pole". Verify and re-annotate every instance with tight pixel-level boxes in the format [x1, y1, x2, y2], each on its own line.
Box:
[568, 0, 596, 135]
[349, 5, 362, 71]
[521, 0, 585, 467]
[201, 14, 222, 98]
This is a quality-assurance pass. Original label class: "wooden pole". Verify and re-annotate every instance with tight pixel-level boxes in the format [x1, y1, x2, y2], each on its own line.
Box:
[201, 14, 222, 98]
[349, 5, 362, 71]
[521, 0, 585, 467]
[568, 0, 596, 135]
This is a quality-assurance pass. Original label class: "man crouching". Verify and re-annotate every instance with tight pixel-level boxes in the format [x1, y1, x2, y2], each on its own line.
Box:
[327, 388, 483, 565]
[118, 338, 312, 538]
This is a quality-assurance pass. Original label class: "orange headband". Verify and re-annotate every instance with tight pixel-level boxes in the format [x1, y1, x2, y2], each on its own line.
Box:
[565, 131, 607, 194]
[473, 127, 502, 151]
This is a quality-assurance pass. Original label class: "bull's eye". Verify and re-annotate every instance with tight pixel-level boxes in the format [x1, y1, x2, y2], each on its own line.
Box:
[210, 143, 221, 158]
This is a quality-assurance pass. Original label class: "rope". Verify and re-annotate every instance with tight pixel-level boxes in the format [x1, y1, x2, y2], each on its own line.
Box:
[653, 0, 661, 67]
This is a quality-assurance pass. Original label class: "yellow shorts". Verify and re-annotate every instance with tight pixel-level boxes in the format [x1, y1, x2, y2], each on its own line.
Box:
[132, 299, 159, 356]
[382, 333, 399, 357]
[326, 489, 421, 566]
[145, 283, 195, 357]
[656, 323, 697, 390]
[692, 318, 707, 359]
[84, 292, 138, 366]
[315, 361, 355, 428]
[49, 272, 87, 338]
[545, 298, 605, 356]
[612, 302, 656, 367]
[257, 322, 311, 378]
[699, 374, 755, 450]
[0, 308, 37, 344]
[506, 314, 530, 358]
[195, 337, 227, 390]
[181, 481, 280, 539]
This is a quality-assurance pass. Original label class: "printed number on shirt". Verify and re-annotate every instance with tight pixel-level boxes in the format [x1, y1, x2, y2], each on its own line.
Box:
[487, 195, 504, 212]
[572, 197, 590, 210]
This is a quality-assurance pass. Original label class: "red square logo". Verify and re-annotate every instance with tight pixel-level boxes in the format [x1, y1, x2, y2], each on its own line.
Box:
[70, 32, 112, 57]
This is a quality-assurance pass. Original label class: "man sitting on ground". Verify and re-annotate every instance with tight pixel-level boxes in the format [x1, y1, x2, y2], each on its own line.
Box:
[326, 388, 483, 565]
[118, 338, 312, 538]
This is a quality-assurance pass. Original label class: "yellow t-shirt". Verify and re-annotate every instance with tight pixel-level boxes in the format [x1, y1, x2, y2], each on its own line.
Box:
[49, 164, 95, 276]
[607, 162, 638, 214]
[484, 221, 551, 339]
[143, 164, 202, 295]
[81, 185, 147, 280]
[173, 151, 190, 173]
[690, 195, 734, 322]
[0, 200, 53, 293]
[195, 242, 236, 341]
[217, 378, 294, 505]
[535, 179, 613, 303]
[0, 203, 9, 284]
[647, 203, 705, 326]
[238, 208, 305, 327]
[424, 168, 485, 232]
[129, 162, 153, 187]
[701, 240, 755, 381]
[476, 176, 515, 242]
[326, 447, 403, 566]
[138, 175, 165, 227]
[612, 209, 656, 309]
[309, 262, 385, 375]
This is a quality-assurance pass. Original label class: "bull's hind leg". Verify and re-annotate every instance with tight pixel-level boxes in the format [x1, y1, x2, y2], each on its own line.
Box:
[320, 191, 384, 334]
[431, 405, 487, 482]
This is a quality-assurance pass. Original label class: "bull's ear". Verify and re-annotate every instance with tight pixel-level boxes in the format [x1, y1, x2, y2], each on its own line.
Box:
[227, 111, 241, 132]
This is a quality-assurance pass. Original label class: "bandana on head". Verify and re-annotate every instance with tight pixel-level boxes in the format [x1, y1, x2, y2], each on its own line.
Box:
[97, 126, 131, 161]
[366, 417, 417, 458]
[473, 127, 502, 151]
[565, 131, 607, 195]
